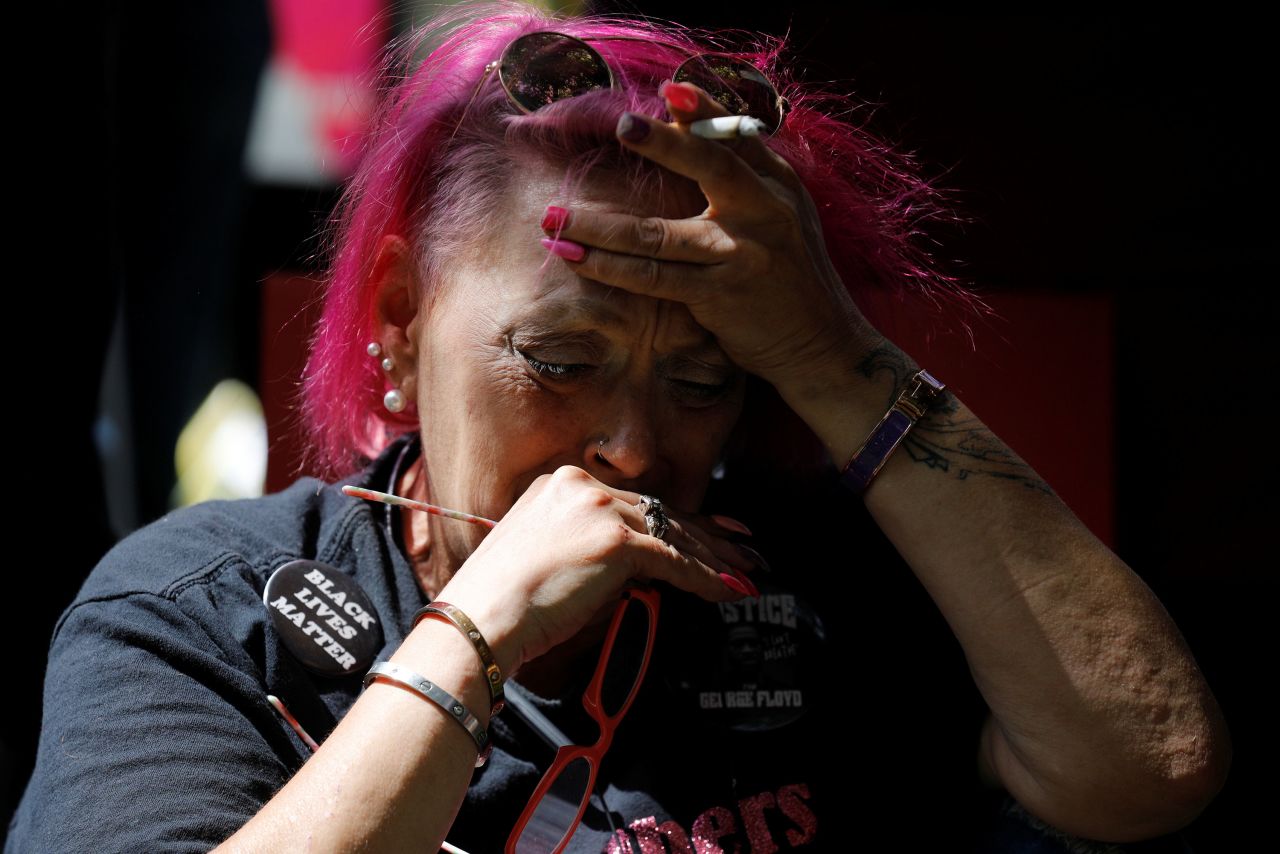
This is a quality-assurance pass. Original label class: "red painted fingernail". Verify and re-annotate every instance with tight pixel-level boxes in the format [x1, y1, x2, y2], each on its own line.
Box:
[733, 568, 761, 598]
[540, 237, 586, 262]
[719, 572, 752, 597]
[711, 514, 752, 536]
[660, 80, 699, 113]
[541, 205, 569, 232]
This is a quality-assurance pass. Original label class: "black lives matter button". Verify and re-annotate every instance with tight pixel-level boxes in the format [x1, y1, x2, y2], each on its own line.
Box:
[263, 560, 382, 677]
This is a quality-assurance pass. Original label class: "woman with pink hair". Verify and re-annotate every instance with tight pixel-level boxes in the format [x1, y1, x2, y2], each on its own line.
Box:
[10, 3, 1227, 851]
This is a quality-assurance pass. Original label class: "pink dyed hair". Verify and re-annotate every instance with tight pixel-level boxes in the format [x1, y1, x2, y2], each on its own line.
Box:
[300, 0, 992, 480]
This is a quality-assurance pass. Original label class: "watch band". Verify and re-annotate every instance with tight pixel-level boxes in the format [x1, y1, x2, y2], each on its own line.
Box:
[363, 660, 493, 767]
[839, 368, 947, 495]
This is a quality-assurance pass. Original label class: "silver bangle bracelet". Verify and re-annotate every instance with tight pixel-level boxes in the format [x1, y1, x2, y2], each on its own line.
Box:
[363, 660, 492, 767]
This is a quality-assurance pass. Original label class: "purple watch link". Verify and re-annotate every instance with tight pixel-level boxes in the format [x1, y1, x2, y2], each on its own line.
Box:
[839, 369, 947, 496]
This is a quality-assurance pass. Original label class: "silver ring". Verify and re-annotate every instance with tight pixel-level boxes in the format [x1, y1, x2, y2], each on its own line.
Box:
[637, 495, 670, 541]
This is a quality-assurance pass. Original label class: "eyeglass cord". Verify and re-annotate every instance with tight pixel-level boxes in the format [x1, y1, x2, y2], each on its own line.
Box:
[503, 678, 573, 751]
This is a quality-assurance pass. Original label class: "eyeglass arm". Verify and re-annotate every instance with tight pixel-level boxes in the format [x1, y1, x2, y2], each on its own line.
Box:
[503, 678, 573, 752]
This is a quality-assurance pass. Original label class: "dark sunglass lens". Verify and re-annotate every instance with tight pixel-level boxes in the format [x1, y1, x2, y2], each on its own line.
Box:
[599, 595, 652, 717]
[500, 33, 611, 113]
[675, 55, 782, 133]
[512, 755, 595, 853]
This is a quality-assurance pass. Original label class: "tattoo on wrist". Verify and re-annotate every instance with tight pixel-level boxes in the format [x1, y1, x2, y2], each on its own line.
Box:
[855, 342, 1055, 495]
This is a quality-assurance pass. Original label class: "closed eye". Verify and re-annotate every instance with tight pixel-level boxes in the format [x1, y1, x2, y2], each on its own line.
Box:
[519, 347, 737, 404]
[671, 377, 734, 399]
[519, 351, 592, 380]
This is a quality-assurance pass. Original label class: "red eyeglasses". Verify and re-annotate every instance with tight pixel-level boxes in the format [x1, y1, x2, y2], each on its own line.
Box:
[505, 584, 661, 854]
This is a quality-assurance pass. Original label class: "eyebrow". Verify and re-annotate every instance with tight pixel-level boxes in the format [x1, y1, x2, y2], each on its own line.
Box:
[515, 297, 628, 330]
[511, 297, 728, 359]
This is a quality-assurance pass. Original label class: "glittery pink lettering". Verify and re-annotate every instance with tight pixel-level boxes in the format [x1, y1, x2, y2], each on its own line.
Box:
[775, 783, 816, 846]
[603, 783, 815, 854]
[737, 791, 778, 854]
[604, 830, 633, 854]
[691, 806, 738, 854]
[629, 815, 694, 853]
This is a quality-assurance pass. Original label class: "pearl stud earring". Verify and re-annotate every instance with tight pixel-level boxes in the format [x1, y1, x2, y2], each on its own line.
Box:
[383, 388, 406, 413]
[370, 342, 405, 412]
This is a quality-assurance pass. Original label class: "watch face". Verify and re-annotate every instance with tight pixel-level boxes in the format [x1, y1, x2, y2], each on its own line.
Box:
[661, 576, 829, 732]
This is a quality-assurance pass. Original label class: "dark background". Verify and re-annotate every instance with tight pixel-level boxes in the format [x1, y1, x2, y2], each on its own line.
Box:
[9, 4, 1269, 850]
[596, 10, 1270, 849]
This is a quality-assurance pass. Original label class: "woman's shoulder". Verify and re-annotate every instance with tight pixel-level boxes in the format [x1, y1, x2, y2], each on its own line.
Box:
[56, 434, 419, 643]
[66, 474, 374, 628]
[15, 477, 373, 854]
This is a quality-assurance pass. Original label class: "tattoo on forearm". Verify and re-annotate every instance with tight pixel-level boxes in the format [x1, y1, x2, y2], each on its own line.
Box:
[855, 342, 1055, 495]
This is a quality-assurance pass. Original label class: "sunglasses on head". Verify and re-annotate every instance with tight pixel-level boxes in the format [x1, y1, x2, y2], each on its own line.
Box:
[458, 31, 790, 138]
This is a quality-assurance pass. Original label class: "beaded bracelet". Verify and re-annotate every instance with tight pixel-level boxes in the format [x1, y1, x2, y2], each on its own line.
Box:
[413, 600, 505, 717]
[363, 661, 492, 767]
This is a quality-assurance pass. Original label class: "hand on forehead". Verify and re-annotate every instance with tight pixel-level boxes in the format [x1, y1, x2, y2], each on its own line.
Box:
[505, 259, 722, 359]
[493, 165, 721, 353]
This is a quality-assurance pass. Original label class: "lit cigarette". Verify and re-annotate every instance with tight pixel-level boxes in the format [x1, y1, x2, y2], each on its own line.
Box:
[690, 115, 766, 139]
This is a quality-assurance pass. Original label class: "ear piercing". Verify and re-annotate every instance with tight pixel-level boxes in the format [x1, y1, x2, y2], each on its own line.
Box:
[383, 389, 407, 413]
[369, 341, 406, 413]
[368, 342, 395, 372]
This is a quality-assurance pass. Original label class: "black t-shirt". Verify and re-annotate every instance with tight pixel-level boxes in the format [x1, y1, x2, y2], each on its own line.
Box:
[7, 433, 993, 852]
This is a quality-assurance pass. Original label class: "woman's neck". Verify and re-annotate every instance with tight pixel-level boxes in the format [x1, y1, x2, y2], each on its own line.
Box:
[395, 454, 452, 598]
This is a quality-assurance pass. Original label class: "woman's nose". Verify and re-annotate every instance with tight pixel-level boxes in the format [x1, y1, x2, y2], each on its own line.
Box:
[584, 389, 660, 485]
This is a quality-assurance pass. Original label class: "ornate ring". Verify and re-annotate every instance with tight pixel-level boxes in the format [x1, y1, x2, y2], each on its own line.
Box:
[637, 495, 671, 542]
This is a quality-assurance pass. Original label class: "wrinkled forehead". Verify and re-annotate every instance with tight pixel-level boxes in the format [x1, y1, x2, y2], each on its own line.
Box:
[456, 160, 714, 339]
